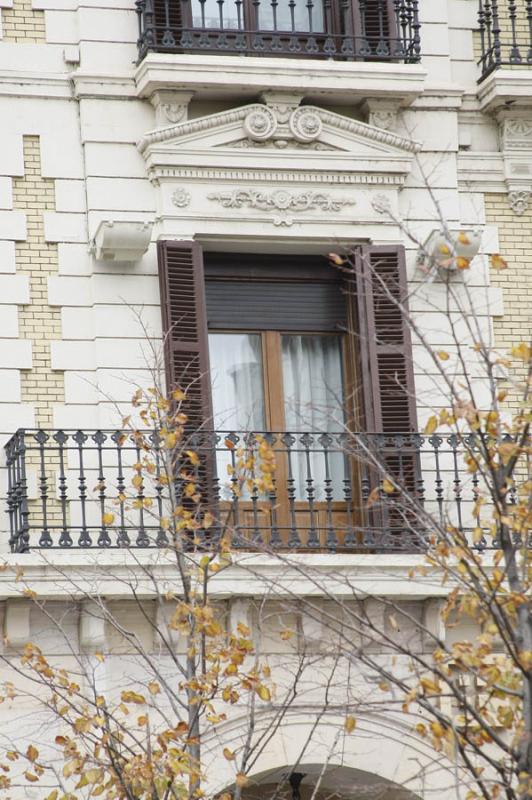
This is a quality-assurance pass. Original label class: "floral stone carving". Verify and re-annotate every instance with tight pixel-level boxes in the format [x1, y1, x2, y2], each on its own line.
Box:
[207, 188, 356, 226]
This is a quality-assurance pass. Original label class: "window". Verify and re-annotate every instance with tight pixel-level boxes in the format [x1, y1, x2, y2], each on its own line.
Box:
[157, 241, 418, 548]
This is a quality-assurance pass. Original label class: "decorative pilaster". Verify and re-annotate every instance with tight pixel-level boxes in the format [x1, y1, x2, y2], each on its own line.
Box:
[497, 111, 532, 215]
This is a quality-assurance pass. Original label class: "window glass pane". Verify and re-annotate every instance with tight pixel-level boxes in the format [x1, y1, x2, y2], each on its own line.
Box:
[258, 0, 325, 32]
[192, 0, 243, 29]
[281, 335, 346, 500]
[209, 333, 266, 500]
[209, 333, 265, 431]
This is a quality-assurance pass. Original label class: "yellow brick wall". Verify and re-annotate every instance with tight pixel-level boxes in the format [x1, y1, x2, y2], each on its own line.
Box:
[13, 136, 64, 428]
[474, 0, 530, 67]
[1, 0, 45, 42]
[484, 193, 532, 411]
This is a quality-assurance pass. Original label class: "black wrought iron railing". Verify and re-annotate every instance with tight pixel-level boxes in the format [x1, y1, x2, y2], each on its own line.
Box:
[478, 0, 532, 79]
[4, 429, 487, 554]
[136, 0, 421, 63]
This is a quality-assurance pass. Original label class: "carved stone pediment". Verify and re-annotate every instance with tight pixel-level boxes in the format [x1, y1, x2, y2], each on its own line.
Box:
[138, 103, 420, 183]
[138, 102, 420, 233]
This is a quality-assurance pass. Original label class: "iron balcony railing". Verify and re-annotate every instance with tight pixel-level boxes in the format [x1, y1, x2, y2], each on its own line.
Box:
[4, 428, 490, 554]
[478, 0, 532, 79]
[136, 0, 421, 63]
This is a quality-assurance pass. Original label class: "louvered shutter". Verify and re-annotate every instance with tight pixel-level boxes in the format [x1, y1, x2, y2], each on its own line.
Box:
[157, 240, 216, 535]
[157, 240, 212, 429]
[354, 244, 417, 434]
[353, 244, 420, 547]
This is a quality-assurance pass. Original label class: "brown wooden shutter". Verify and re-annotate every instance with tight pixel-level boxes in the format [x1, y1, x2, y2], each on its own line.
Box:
[354, 244, 417, 434]
[157, 240, 212, 431]
[353, 244, 420, 548]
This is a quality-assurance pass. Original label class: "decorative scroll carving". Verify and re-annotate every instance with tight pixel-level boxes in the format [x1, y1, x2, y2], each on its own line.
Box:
[207, 188, 356, 226]
[372, 194, 393, 215]
[243, 107, 277, 142]
[508, 190, 530, 215]
[289, 108, 323, 142]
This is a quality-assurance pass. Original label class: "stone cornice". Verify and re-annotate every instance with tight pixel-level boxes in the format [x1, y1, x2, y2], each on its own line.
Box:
[0, 551, 442, 600]
[0, 71, 72, 98]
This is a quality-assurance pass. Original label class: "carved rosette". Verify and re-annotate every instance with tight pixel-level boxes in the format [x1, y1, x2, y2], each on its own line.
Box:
[289, 108, 323, 142]
[172, 188, 191, 208]
[243, 107, 278, 142]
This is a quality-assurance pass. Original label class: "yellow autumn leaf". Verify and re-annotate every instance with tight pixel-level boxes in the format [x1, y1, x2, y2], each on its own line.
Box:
[137, 715, 147, 726]
[148, 681, 160, 695]
[95, 652, 105, 663]
[121, 690, 145, 705]
[26, 745, 38, 763]
[328, 253, 345, 266]
[456, 257, 471, 270]
[256, 685, 271, 702]
[172, 388, 186, 401]
[382, 478, 395, 495]
[131, 474, 143, 489]
[45, 792, 58, 800]
[437, 351, 450, 361]
[101, 512, 114, 526]
[235, 773, 248, 788]
[24, 772, 39, 783]
[457, 232, 471, 245]
[424, 416, 438, 435]
[378, 681, 390, 692]
[491, 253, 508, 270]
[344, 716, 357, 733]
[511, 343, 531, 362]
[223, 748, 235, 761]
[280, 629, 294, 640]
[186, 450, 200, 466]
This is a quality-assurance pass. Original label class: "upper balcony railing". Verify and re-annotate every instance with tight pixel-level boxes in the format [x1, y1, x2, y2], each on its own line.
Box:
[478, 0, 532, 80]
[4, 428, 491, 555]
[136, 0, 421, 63]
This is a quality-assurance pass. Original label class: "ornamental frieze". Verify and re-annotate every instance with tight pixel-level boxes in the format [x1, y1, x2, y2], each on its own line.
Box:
[206, 188, 356, 226]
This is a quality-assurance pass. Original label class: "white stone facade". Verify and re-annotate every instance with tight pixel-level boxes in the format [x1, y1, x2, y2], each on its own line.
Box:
[0, 0, 531, 796]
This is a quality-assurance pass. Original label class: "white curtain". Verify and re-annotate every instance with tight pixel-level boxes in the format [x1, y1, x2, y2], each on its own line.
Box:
[209, 333, 265, 499]
[281, 335, 345, 500]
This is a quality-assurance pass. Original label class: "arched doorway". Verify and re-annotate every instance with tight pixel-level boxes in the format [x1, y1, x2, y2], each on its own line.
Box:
[238, 764, 421, 800]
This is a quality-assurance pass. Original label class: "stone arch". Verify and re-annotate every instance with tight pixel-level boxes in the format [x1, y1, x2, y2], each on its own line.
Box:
[203, 710, 463, 800]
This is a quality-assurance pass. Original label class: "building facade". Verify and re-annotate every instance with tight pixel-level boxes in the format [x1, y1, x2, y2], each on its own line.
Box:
[0, 1, 531, 798]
